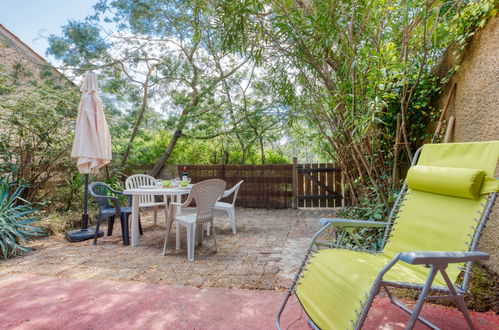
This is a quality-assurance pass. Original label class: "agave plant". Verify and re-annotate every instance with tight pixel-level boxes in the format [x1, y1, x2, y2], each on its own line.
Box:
[0, 177, 45, 258]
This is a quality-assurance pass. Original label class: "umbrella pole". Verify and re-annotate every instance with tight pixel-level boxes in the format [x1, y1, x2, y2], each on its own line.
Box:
[82, 174, 89, 229]
[65, 173, 104, 242]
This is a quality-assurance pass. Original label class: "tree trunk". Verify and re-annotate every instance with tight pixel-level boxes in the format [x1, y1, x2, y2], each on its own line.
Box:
[149, 82, 201, 176]
[259, 137, 265, 164]
[149, 129, 183, 177]
[119, 67, 155, 168]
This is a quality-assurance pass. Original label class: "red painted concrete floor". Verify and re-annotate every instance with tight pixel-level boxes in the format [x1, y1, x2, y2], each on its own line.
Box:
[0, 274, 497, 329]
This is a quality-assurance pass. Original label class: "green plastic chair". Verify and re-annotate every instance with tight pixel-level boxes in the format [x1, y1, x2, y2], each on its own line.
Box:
[277, 141, 499, 330]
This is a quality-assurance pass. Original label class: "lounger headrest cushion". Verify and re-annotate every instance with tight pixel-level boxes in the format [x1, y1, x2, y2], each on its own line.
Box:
[406, 165, 486, 199]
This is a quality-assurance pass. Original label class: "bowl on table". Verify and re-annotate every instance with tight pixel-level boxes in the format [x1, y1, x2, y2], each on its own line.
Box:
[179, 180, 189, 187]
[162, 180, 172, 188]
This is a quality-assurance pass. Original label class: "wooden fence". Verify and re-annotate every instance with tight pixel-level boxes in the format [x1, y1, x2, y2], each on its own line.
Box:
[132, 161, 344, 209]
[175, 164, 293, 209]
[293, 159, 344, 208]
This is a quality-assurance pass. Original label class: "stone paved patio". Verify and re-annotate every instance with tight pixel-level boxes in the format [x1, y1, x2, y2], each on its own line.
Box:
[0, 208, 333, 290]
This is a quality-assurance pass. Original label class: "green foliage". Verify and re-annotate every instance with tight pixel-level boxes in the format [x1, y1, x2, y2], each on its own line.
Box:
[116, 129, 292, 168]
[60, 173, 86, 211]
[48, 20, 109, 69]
[0, 65, 79, 208]
[264, 151, 290, 165]
[337, 192, 391, 251]
[214, 0, 495, 210]
[0, 177, 45, 258]
[47, 0, 291, 172]
[5, 0, 495, 220]
[444, 1, 497, 78]
[460, 264, 499, 312]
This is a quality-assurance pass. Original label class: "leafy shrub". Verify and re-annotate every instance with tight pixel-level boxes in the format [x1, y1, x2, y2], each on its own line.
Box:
[0, 177, 45, 258]
[335, 188, 397, 251]
[0, 62, 79, 211]
[265, 150, 290, 164]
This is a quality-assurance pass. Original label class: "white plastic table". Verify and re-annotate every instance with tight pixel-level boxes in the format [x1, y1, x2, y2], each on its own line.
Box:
[124, 186, 191, 246]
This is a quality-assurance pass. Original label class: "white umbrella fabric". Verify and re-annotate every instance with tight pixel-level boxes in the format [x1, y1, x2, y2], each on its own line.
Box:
[66, 72, 112, 242]
[71, 71, 111, 174]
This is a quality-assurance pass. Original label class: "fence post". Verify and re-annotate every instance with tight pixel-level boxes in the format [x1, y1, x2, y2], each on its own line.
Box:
[292, 157, 298, 209]
[221, 165, 226, 181]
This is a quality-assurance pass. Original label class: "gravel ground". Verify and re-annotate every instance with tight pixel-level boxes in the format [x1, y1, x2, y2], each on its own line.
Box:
[0, 208, 335, 290]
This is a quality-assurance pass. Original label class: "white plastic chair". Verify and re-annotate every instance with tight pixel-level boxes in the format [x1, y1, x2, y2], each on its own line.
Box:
[163, 179, 226, 261]
[206, 180, 244, 235]
[125, 174, 168, 225]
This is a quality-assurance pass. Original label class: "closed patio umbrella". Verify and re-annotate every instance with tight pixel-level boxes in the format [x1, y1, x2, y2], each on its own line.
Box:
[66, 72, 112, 242]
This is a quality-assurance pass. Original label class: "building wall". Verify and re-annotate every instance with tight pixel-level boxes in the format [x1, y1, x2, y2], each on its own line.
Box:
[436, 16, 499, 273]
[0, 24, 71, 100]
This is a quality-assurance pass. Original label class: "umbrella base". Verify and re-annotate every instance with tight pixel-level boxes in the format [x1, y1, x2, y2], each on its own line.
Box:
[65, 228, 104, 242]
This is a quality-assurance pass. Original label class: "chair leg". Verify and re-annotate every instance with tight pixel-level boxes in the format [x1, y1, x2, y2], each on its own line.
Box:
[211, 220, 218, 252]
[176, 221, 181, 250]
[162, 217, 173, 255]
[453, 295, 475, 330]
[107, 216, 115, 236]
[196, 223, 204, 246]
[163, 205, 168, 226]
[120, 215, 126, 244]
[383, 285, 438, 329]
[186, 223, 196, 261]
[176, 194, 182, 215]
[205, 222, 211, 236]
[228, 208, 236, 234]
[121, 214, 130, 246]
[199, 224, 205, 245]
[439, 267, 476, 329]
[406, 266, 438, 329]
[153, 206, 158, 225]
[93, 217, 102, 245]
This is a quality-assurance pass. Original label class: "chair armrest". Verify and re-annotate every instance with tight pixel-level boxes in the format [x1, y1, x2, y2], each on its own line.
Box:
[169, 199, 191, 214]
[399, 251, 489, 265]
[107, 187, 131, 205]
[93, 195, 121, 218]
[108, 187, 123, 195]
[319, 218, 388, 227]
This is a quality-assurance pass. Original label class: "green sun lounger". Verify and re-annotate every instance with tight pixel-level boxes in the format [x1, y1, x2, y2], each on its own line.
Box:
[277, 141, 499, 330]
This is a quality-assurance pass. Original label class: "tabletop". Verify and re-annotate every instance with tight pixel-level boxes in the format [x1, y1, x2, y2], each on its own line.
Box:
[124, 185, 192, 195]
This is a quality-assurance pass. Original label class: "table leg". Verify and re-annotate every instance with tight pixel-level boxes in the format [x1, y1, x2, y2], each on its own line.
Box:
[131, 195, 140, 246]
[163, 195, 169, 223]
